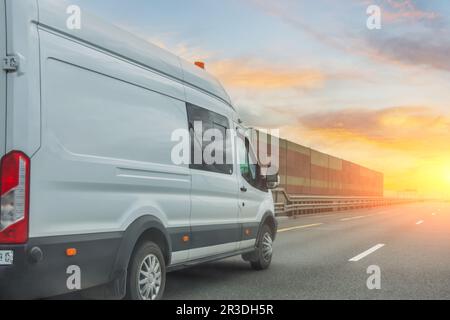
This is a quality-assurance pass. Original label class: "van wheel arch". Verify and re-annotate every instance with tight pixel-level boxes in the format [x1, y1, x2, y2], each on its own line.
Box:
[108, 216, 172, 299]
[132, 227, 170, 266]
[259, 211, 277, 241]
[242, 212, 277, 264]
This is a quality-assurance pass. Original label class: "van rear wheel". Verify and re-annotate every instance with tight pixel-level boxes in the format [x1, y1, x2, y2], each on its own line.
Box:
[126, 241, 166, 300]
[248, 224, 273, 270]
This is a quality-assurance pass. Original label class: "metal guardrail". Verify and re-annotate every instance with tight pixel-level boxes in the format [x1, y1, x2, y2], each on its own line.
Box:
[272, 189, 416, 216]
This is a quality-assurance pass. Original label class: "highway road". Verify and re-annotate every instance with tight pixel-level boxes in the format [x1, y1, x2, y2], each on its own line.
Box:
[164, 202, 450, 300]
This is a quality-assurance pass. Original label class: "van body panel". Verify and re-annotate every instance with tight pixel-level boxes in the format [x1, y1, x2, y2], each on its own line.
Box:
[4, 0, 41, 156]
[234, 124, 276, 250]
[183, 85, 242, 259]
[37, 0, 232, 107]
[37, 0, 184, 83]
[179, 58, 232, 107]
[30, 29, 191, 239]
[184, 84, 237, 123]
[0, 0, 6, 155]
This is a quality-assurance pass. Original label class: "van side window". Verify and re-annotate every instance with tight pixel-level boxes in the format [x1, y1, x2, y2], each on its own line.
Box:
[186, 103, 233, 175]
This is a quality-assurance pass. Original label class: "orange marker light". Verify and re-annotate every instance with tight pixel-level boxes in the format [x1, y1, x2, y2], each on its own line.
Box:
[66, 248, 77, 257]
[194, 61, 205, 69]
[182, 235, 190, 243]
[245, 229, 251, 236]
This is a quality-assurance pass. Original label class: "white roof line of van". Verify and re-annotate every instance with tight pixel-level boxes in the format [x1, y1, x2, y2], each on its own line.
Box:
[38, 22, 235, 111]
[35, 0, 234, 110]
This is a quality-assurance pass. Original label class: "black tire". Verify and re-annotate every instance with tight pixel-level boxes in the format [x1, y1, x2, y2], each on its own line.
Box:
[249, 224, 273, 270]
[126, 241, 166, 300]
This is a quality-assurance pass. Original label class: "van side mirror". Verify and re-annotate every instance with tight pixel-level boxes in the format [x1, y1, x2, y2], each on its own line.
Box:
[265, 174, 280, 190]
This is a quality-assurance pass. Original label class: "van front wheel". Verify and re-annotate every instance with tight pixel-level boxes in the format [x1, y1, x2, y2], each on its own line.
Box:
[127, 241, 166, 300]
[248, 224, 273, 270]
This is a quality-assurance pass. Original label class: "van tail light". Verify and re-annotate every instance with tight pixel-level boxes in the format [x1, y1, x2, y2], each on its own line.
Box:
[0, 151, 30, 244]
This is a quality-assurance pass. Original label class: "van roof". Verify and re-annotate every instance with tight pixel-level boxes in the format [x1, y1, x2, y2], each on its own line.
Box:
[36, 0, 233, 108]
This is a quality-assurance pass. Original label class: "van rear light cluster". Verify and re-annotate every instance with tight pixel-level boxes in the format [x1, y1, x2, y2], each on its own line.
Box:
[0, 151, 30, 244]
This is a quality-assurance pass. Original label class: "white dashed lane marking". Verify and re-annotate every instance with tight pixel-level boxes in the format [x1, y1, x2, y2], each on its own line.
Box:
[349, 244, 385, 262]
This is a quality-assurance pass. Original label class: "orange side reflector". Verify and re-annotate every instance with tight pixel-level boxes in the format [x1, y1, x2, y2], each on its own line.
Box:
[182, 235, 190, 243]
[66, 248, 77, 257]
[245, 229, 251, 236]
[195, 61, 205, 69]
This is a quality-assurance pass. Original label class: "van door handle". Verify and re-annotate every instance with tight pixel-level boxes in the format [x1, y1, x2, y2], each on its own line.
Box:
[240, 186, 247, 192]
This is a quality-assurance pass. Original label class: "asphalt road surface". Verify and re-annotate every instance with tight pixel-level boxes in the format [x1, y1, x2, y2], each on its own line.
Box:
[164, 202, 450, 300]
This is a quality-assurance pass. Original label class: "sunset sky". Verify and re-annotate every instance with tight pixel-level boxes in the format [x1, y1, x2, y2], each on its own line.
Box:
[77, 0, 450, 198]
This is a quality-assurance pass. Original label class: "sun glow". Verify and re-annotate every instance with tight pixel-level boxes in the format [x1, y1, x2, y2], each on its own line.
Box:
[397, 161, 450, 199]
[444, 166, 450, 185]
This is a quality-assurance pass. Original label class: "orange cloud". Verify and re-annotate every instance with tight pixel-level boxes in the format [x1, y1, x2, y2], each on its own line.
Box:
[146, 36, 214, 62]
[209, 59, 326, 89]
[133, 31, 328, 91]
[299, 106, 450, 149]
[287, 106, 450, 198]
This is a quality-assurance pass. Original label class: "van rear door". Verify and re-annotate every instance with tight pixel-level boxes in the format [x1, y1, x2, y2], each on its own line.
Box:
[0, 0, 6, 155]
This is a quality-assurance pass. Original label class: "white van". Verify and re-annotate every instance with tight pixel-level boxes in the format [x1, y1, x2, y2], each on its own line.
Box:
[0, 0, 278, 300]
